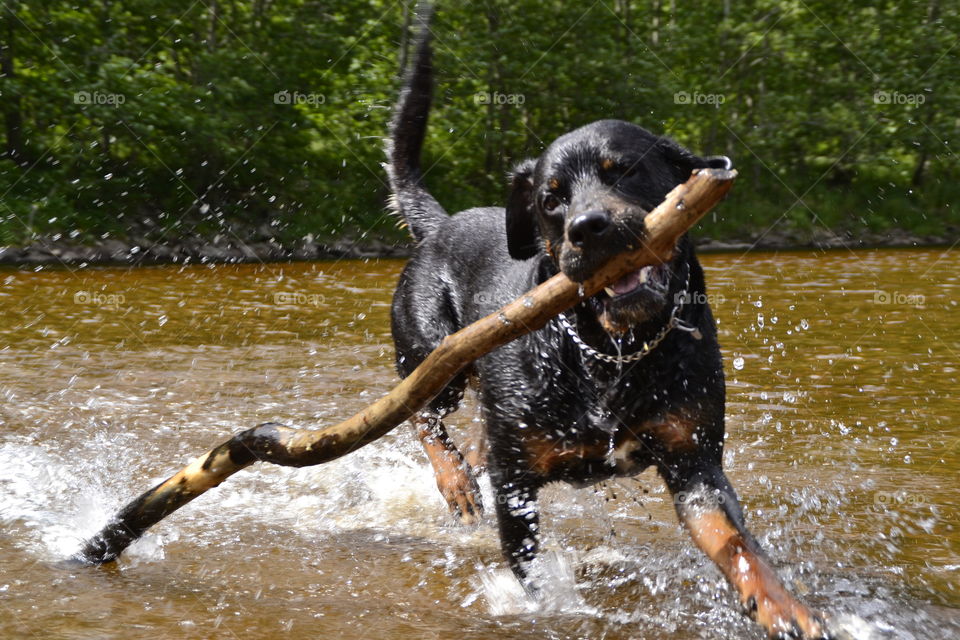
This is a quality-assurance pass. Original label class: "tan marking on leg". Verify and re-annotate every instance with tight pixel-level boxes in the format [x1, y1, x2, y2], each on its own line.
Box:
[415, 416, 482, 524]
[685, 509, 826, 638]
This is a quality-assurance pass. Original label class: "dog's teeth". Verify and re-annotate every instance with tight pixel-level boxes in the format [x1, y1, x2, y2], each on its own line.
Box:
[604, 287, 616, 297]
[639, 269, 649, 284]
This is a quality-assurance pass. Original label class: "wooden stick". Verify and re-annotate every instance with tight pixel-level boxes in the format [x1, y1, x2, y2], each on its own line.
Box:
[75, 167, 736, 564]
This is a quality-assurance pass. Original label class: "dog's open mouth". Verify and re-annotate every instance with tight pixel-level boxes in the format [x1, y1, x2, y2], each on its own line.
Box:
[602, 264, 669, 299]
[604, 264, 670, 304]
[591, 263, 672, 333]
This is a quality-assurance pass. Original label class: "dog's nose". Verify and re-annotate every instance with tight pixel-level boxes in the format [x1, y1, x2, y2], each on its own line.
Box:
[567, 210, 612, 248]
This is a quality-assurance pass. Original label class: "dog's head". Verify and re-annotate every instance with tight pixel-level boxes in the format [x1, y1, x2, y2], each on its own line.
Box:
[506, 119, 731, 333]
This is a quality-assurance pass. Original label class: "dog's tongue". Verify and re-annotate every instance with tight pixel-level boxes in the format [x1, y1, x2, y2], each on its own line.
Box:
[610, 267, 645, 296]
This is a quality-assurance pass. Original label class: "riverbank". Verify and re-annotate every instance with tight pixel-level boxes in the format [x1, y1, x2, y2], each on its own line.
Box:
[0, 235, 409, 267]
[0, 227, 954, 267]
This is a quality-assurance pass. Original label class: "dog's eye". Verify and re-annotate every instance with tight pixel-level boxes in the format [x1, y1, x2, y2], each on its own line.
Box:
[542, 194, 563, 213]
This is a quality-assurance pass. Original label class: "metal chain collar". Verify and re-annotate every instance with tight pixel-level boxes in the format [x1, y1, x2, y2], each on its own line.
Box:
[556, 268, 701, 365]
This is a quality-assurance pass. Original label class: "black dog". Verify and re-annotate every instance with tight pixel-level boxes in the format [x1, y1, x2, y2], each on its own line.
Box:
[387, 8, 827, 639]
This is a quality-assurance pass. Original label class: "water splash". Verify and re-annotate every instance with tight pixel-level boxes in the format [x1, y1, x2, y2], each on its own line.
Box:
[465, 551, 594, 617]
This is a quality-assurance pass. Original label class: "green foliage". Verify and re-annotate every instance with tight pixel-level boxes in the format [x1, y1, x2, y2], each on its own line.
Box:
[0, 0, 957, 246]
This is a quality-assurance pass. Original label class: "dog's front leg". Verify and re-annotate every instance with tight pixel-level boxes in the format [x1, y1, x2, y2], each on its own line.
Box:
[663, 463, 829, 639]
[414, 413, 482, 524]
[492, 477, 541, 590]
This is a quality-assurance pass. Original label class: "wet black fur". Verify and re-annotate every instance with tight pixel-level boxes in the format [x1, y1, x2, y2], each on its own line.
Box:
[387, 5, 745, 585]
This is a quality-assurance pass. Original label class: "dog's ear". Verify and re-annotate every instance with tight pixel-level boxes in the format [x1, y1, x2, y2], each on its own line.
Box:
[660, 141, 705, 179]
[505, 158, 540, 260]
[661, 141, 734, 181]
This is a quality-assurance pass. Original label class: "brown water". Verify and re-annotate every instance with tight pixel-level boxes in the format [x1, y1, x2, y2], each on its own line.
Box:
[0, 249, 958, 639]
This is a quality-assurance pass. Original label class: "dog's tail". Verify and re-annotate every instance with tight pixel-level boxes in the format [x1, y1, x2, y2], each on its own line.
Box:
[385, 1, 447, 242]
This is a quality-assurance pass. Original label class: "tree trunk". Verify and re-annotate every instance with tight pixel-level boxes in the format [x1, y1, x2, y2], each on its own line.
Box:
[483, 6, 500, 177]
[911, 93, 935, 188]
[398, 1, 412, 74]
[208, 0, 219, 51]
[616, 0, 632, 60]
[0, 1, 26, 166]
[651, 0, 661, 47]
[912, 0, 939, 188]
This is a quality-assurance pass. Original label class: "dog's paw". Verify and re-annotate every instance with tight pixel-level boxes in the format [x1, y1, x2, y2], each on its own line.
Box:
[435, 462, 483, 525]
[742, 586, 829, 639]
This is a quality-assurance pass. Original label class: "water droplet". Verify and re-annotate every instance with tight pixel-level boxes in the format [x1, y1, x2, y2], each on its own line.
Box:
[733, 356, 744, 370]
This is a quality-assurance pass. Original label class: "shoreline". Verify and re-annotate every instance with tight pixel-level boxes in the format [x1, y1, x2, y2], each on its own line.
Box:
[0, 228, 954, 268]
